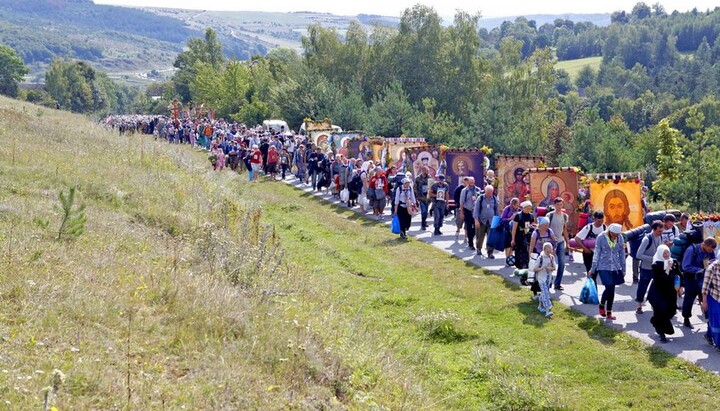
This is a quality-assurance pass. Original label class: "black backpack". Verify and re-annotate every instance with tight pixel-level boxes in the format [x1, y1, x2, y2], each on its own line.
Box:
[349, 174, 362, 192]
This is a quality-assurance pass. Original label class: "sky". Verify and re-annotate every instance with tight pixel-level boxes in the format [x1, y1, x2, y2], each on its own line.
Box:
[94, 0, 719, 18]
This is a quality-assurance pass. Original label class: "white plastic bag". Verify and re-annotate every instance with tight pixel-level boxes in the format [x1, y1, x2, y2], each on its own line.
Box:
[340, 188, 350, 202]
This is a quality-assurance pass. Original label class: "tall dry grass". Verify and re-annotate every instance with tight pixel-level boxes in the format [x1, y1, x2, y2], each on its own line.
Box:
[0, 99, 355, 409]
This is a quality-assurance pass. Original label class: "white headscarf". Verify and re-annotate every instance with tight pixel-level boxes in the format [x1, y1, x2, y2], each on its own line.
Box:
[653, 244, 672, 274]
[361, 161, 371, 173]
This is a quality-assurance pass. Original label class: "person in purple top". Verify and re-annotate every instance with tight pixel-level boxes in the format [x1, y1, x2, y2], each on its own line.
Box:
[500, 197, 520, 259]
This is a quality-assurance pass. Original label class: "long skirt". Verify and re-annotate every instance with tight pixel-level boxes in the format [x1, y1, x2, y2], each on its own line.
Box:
[514, 237, 530, 269]
[648, 283, 677, 335]
[708, 294, 720, 346]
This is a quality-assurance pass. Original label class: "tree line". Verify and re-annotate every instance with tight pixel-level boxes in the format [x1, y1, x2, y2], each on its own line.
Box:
[0, 2, 719, 210]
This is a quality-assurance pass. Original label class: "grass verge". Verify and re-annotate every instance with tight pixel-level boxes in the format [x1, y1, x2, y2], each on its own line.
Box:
[1, 96, 719, 409]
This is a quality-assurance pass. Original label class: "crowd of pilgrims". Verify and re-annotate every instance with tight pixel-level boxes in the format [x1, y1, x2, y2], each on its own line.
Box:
[104, 115, 720, 351]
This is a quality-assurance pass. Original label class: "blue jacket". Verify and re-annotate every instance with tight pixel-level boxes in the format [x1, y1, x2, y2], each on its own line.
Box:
[591, 232, 626, 273]
[681, 243, 715, 276]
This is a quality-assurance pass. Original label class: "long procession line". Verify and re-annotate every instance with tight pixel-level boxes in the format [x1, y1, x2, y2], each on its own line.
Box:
[276, 173, 720, 375]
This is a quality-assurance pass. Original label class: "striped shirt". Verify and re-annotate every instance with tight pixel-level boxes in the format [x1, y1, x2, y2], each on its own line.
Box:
[703, 260, 720, 302]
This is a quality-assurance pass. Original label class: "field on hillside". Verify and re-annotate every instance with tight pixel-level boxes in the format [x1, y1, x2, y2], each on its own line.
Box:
[556, 56, 603, 81]
[1, 96, 720, 409]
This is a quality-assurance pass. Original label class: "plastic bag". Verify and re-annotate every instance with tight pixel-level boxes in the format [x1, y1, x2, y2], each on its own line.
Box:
[391, 215, 401, 234]
[340, 188, 350, 202]
[487, 226, 505, 250]
[579, 277, 599, 304]
[490, 215, 501, 229]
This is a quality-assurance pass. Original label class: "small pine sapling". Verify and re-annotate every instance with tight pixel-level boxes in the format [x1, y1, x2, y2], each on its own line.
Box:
[56, 187, 86, 241]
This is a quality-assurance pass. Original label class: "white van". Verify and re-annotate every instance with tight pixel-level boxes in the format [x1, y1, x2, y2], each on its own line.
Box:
[262, 119, 289, 133]
[299, 122, 342, 135]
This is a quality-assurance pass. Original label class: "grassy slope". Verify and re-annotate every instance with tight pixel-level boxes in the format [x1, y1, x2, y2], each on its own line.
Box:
[556, 56, 603, 81]
[1, 97, 719, 409]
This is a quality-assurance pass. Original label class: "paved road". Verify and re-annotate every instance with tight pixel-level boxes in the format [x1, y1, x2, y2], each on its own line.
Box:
[282, 177, 719, 374]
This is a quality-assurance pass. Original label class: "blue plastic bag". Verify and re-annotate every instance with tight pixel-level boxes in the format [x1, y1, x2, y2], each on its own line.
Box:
[488, 226, 505, 250]
[490, 215, 501, 229]
[579, 277, 599, 304]
[391, 215, 401, 234]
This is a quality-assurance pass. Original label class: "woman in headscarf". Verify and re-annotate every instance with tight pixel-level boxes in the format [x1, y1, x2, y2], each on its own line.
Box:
[511, 201, 536, 270]
[588, 223, 626, 321]
[648, 244, 681, 343]
[394, 178, 417, 239]
[359, 161, 372, 212]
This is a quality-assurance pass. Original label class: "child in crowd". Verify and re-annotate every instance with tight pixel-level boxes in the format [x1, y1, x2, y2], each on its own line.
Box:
[534, 242, 557, 317]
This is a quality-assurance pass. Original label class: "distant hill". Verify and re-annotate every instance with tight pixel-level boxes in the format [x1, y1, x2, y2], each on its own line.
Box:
[477, 13, 611, 29]
[0, 0, 612, 82]
[0, 0, 266, 80]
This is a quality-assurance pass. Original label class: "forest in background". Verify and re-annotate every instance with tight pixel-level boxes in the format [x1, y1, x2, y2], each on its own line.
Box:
[2, 2, 720, 210]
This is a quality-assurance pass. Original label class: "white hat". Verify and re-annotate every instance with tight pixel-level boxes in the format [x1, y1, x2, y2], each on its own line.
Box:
[520, 200, 532, 208]
[608, 223, 622, 234]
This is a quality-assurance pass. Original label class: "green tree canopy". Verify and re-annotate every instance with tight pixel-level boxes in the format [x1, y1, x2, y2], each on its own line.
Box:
[0, 44, 29, 97]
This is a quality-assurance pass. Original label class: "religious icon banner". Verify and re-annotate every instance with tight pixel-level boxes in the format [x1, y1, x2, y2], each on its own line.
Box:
[403, 145, 443, 179]
[528, 168, 580, 234]
[445, 150, 486, 197]
[496, 155, 545, 205]
[589, 180, 643, 230]
[387, 142, 427, 172]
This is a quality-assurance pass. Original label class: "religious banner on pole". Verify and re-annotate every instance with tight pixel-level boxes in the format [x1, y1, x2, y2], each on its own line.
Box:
[403, 145, 443, 178]
[384, 138, 427, 173]
[495, 155, 545, 205]
[445, 149, 486, 199]
[589, 173, 644, 230]
[527, 167, 581, 234]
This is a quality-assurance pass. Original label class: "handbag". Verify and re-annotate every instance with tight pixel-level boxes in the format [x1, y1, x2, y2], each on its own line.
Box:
[612, 270, 626, 286]
[408, 204, 419, 216]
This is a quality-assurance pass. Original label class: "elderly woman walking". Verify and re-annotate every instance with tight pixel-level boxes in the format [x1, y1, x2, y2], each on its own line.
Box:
[588, 223, 626, 321]
[394, 178, 417, 239]
[648, 244, 681, 342]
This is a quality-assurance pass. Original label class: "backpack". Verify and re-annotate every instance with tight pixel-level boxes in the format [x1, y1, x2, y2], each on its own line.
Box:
[348, 174, 362, 193]
[585, 224, 606, 239]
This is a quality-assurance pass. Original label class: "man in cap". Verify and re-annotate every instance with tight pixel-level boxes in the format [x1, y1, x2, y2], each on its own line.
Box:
[429, 174, 449, 235]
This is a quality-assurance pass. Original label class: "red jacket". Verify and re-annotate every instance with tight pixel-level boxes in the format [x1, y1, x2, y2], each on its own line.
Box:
[370, 173, 388, 194]
[250, 149, 263, 164]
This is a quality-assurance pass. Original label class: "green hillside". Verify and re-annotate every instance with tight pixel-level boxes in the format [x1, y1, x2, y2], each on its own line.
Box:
[0, 0, 266, 79]
[2, 97, 720, 408]
[556, 56, 603, 80]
